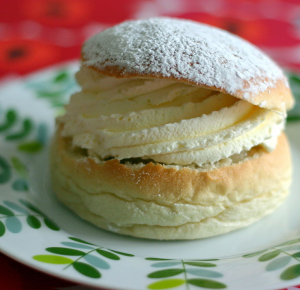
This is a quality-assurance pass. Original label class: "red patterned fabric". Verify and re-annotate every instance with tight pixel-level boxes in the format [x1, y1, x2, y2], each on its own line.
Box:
[1, 0, 300, 289]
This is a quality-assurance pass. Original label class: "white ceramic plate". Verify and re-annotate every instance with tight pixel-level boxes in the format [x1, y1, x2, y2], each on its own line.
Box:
[1, 62, 300, 290]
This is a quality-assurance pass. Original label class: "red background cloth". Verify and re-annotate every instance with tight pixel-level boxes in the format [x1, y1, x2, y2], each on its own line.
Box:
[1, 0, 300, 289]
[2, 0, 300, 78]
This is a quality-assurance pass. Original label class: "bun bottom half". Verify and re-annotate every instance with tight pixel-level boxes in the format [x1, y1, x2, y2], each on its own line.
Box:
[50, 126, 292, 240]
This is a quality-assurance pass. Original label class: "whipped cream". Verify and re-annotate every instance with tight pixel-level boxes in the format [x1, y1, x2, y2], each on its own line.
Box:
[58, 67, 284, 167]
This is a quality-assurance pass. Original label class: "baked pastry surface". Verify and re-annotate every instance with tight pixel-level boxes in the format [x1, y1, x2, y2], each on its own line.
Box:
[51, 18, 293, 239]
[82, 18, 293, 113]
[51, 129, 291, 239]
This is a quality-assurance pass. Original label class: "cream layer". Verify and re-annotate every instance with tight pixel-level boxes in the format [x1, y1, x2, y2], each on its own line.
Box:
[58, 67, 284, 166]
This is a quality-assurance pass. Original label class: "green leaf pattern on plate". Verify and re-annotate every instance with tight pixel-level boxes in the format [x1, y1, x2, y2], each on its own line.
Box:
[0, 110, 17, 132]
[0, 221, 5, 237]
[43, 217, 60, 231]
[33, 255, 74, 264]
[0, 64, 300, 289]
[151, 262, 181, 268]
[265, 256, 292, 271]
[244, 238, 300, 281]
[5, 216, 22, 233]
[26, 68, 78, 111]
[46, 247, 86, 256]
[0, 156, 11, 184]
[33, 237, 134, 279]
[286, 72, 300, 122]
[188, 279, 226, 289]
[0, 105, 47, 197]
[258, 250, 281, 262]
[186, 269, 223, 278]
[109, 249, 135, 257]
[4, 200, 30, 214]
[6, 118, 32, 141]
[18, 141, 43, 153]
[146, 259, 226, 289]
[280, 264, 300, 280]
[73, 261, 101, 279]
[148, 269, 184, 279]
[0, 199, 60, 233]
[0, 200, 60, 236]
[0, 204, 14, 216]
[10, 156, 29, 191]
[0, 108, 45, 154]
[148, 279, 185, 290]
[84, 254, 110, 270]
[61, 242, 95, 250]
[26, 215, 42, 229]
[96, 249, 121, 260]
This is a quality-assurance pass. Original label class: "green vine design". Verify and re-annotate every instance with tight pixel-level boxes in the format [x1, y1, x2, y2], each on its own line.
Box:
[243, 238, 300, 280]
[0, 108, 47, 153]
[0, 106, 48, 189]
[26, 68, 78, 112]
[0, 154, 29, 191]
[0, 155, 11, 185]
[145, 257, 226, 289]
[0, 199, 60, 237]
[11, 156, 29, 191]
[33, 237, 134, 279]
[287, 72, 300, 122]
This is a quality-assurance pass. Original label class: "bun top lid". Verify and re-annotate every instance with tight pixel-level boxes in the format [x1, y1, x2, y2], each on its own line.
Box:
[82, 17, 294, 113]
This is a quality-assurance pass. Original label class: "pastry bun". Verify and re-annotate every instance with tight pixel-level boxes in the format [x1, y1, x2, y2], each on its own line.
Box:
[82, 18, 293, 113]
[51, 129, 291, 239]
[51, 18, 293, 240]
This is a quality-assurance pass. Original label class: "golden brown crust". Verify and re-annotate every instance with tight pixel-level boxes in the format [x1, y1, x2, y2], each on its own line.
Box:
[52, 125, 291, 205]
[54, 18, 294, 239]
[80, 17, 294, 113]
[50, 125, 292, 239]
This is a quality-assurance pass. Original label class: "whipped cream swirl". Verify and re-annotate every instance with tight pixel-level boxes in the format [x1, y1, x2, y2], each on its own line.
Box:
[58, 67, 284, 166]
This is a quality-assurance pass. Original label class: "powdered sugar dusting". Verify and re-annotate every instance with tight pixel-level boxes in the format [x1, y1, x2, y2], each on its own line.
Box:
[82, 17, 285, 97]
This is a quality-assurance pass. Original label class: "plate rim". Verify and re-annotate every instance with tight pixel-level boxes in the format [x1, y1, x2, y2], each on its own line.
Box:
[0, 61, 300, 290]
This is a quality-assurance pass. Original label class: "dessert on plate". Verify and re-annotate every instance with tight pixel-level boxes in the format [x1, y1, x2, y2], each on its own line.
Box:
[50, 17, 294, 240]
